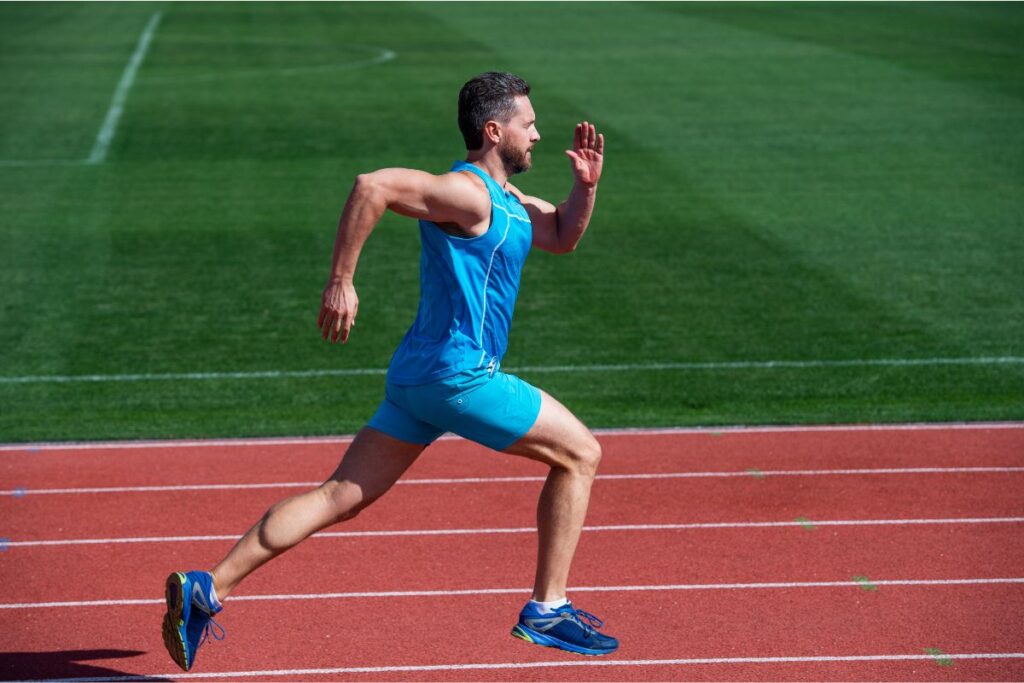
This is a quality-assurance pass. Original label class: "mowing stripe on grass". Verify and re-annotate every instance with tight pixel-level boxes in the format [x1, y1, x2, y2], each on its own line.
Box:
[4, 577, 1023, 610]
[7, 466, 1022, 496]
[25, 653, 1024, 680]
[1, 355, 1021, 384]
[86, 11, 162, 165]
[7, 517, 1024, 548]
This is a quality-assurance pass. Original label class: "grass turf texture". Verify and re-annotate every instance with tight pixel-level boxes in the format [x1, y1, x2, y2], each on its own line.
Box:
[1, 2, 1022, 442]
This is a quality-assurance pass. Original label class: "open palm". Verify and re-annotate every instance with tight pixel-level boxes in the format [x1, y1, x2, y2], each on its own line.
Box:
[565, 121, 604, 187]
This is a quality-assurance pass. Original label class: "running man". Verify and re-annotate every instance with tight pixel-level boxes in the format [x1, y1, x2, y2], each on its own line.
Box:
[162, 72, 616, 670]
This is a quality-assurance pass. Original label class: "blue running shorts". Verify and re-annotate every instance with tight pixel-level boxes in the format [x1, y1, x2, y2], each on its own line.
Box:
[367, 366, 542, 451]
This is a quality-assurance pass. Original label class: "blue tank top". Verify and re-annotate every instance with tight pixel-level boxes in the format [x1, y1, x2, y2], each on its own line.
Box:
[386, 161, 533, 384]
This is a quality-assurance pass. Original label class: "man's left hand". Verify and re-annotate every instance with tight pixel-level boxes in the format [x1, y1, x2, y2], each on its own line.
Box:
[565, 122, 604, 187]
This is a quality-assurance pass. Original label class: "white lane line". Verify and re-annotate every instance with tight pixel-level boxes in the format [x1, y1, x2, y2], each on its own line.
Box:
[1, 421, 1021, 452]
[5, 467, 1023, 496]
[26, 653, 1024, 681]
[86, 12, 162, 165]
[2, 355, 1021, 385]
[4, 577, 1022, 610]
[7, 517, 1024, 548]
[0, 435, 356, 452]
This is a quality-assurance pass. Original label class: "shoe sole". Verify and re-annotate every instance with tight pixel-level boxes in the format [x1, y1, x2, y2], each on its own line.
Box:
[162, 572, 190, 671]
[510, 624, 618, 656]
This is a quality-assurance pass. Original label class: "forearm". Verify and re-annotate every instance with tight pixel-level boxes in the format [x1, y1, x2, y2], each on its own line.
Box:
[327, 175, 388, 283]
[554, 182, 598, 253]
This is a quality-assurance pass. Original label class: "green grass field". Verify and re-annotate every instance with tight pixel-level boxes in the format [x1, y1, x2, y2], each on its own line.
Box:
[1, 2, 1022, 442]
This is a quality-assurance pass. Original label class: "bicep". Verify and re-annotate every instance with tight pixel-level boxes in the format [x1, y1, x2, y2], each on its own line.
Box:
[516, 192, 563, 254]
[361, 168, 487, 226]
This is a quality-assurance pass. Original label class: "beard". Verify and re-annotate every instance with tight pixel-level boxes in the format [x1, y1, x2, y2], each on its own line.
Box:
[499, 138, 532, 176]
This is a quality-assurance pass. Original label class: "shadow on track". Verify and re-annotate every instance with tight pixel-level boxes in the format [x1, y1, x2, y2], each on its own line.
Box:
[0, 649, 169, 682]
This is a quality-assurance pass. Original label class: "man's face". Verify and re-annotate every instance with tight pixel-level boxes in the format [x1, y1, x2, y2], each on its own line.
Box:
[498, 95, 541, 176]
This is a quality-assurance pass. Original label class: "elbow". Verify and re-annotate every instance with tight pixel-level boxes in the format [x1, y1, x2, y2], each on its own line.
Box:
[556, 238, 581, 254]
[353, 173, 376, 195]
[352, 172, 385, 206]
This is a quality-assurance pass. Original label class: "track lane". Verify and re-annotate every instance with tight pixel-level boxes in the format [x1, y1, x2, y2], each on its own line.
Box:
[2, 525, 1022, 604]
[3, 426, 1023, 681]
[3, 426, 1021, 490]
[2, 586, 1022, 681]
[3, 470, 1022, 540]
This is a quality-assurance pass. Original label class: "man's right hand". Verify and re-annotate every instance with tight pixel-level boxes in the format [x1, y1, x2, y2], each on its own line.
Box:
[318, 278, 359, 344]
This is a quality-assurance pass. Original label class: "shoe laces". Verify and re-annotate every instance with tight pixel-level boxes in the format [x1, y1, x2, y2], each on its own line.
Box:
[198, 616, 226, 647]
[560, 606, 604, 635]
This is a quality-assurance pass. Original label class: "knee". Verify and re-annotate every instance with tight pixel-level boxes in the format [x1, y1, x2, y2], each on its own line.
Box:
[565, 434, 602, 478]
[320, 480, 377, 524]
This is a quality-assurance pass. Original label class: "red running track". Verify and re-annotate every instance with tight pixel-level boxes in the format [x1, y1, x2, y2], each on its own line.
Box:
[0, 424, 1023, 681]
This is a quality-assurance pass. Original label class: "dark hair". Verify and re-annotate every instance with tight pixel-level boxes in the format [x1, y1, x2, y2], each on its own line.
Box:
[458, 72, 531, 150]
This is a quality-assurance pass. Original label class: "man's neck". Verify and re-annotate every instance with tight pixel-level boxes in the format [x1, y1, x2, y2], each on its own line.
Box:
[465, 149, 510, 187]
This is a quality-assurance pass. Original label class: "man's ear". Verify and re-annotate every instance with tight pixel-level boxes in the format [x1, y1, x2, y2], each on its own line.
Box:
[483, 120, 502, 145]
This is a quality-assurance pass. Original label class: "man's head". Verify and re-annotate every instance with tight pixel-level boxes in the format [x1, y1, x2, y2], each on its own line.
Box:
[458, 72, 540, 175]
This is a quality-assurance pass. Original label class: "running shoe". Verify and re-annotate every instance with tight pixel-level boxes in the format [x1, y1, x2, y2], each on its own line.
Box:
[162, 570, 225, 671]
[511, 601, 619, 655]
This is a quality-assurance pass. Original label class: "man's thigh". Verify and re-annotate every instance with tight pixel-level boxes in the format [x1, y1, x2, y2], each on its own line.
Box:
[326, 427, 428, 499]
[502, 389, 600, 470]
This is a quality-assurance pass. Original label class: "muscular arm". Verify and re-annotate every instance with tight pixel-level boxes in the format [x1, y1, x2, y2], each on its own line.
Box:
[318, 168, 489, 343]
[513, 122, 604, 255]
[514, 183, 598, 255]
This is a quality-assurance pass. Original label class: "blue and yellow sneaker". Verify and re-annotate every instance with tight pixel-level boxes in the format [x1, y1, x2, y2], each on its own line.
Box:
[511, 601, 619, 656]
[161, 570, 225, 671]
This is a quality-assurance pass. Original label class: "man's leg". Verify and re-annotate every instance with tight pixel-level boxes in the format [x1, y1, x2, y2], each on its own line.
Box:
[502, 389, 617, 655]
[502, 389, 602, 604]
[212, 427, 428, 599]
[162, 426, 427, 671]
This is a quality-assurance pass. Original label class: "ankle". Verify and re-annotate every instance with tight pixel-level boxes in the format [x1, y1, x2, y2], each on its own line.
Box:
[528, 596, 569, 613]
[210, 573, 230, 604]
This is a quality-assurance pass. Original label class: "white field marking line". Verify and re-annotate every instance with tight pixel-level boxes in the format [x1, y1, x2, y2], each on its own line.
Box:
[1, 421, 1021, 452]
[26, 653, 1024, 681]
[6, 466, 1024, 496]
[86, 11, 162, 165]
[7, 517, 1024, 548]
[2, 355, 1021, 385]
[4, 577, 1024, 610]
[0, 159, 87, 167]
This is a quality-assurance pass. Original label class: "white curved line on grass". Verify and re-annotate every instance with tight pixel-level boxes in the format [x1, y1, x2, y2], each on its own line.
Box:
[140, 45, 396, 85]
